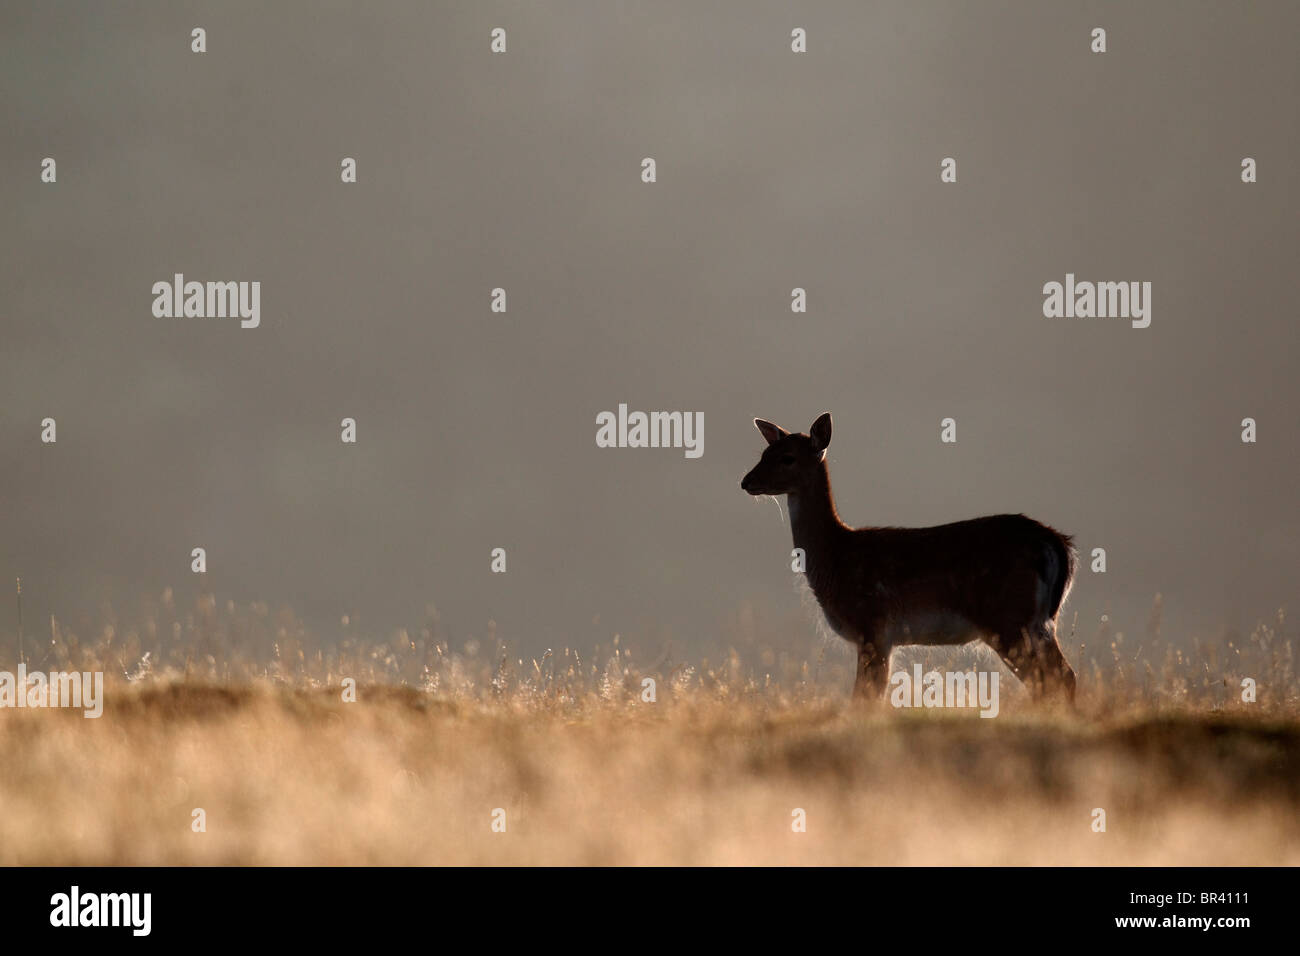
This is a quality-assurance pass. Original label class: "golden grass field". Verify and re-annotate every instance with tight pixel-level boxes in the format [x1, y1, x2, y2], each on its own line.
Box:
[1, 593, 1296, 865]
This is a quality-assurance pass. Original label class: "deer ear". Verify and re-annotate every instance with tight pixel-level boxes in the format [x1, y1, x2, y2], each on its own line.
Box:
[754, 418, 789, 445]
[809, 412, 832, 452]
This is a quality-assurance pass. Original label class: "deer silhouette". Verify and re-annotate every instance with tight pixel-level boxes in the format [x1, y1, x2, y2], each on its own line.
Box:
[741, 413, 1077, 702]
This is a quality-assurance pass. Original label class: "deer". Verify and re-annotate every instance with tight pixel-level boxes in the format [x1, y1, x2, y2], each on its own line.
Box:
[741, 413, 1077, 703]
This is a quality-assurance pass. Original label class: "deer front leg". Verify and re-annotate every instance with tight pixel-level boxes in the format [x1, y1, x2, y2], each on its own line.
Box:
[853, 642, 890, 700]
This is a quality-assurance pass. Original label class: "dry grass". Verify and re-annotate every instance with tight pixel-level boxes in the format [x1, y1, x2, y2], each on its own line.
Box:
[1, 592, 1296, 865]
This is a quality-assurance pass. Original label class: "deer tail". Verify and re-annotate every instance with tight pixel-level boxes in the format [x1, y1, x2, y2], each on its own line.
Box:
[1047, 530, 1077, 617]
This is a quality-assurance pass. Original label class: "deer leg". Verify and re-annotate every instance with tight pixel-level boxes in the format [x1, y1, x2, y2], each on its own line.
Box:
[853, 642, 890, 701]
[1025, 622, 1076, 703]
[992, 625, 1075, 703]
[989, 628, 1032, 690]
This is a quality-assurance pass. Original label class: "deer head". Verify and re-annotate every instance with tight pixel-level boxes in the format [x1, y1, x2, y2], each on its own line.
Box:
[740, 413, 832, 496]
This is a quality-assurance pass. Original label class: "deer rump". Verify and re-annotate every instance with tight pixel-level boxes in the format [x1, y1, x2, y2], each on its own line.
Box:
[809, 514, 1075, 647]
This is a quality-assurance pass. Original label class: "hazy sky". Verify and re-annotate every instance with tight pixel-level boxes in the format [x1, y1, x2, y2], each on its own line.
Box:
[3, 1, 1297, 661]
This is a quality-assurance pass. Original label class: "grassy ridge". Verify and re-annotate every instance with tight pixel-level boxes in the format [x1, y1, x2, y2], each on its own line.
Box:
[2, 681, 1297, 865]
[2, 593, 1294, 864]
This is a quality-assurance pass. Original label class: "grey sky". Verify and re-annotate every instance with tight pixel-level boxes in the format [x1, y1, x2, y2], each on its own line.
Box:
[3, 1, 1297, 662]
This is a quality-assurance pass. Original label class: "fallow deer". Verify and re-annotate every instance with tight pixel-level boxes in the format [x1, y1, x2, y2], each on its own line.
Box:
[741, 413, 1077, 702]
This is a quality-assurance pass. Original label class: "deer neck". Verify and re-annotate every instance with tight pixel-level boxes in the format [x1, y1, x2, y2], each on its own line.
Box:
[787, 463, 845, 556]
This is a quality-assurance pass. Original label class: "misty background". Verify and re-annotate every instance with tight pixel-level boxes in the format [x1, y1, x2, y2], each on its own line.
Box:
[2, 1, 1297, 668]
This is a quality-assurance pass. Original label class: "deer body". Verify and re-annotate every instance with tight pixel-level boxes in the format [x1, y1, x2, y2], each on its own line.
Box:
[743, 413, 1077, 701]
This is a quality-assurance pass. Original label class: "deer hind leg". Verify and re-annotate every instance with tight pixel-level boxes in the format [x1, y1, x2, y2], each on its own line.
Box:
[991, 623, 1075, 703]
[853, 643, 890, 701]
[1031, 620, 1076, 703]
